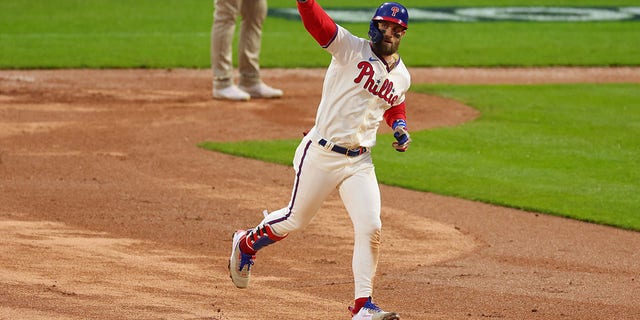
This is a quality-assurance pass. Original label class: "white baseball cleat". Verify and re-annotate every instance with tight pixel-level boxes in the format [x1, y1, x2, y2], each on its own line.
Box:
[350, 298, 400, 320]
[228, 229, 254, 288]
[213, 85, 251, 101]
[239, 82, 283, 99]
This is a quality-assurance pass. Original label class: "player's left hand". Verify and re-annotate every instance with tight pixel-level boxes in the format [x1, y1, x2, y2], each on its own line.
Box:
[392, 120, 411, 152]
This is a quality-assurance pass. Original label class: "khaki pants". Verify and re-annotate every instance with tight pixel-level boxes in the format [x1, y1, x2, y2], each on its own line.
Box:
[211, 0, 267, 89]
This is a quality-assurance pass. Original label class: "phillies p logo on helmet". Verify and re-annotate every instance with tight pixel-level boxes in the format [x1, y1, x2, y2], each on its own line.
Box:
[390, 6, 400, 17]
[368, 2, 409, 43]
[371, 2, 409, 29]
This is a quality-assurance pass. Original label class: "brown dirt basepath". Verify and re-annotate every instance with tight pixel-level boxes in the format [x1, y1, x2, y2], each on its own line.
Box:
[0, 68, 639, 320]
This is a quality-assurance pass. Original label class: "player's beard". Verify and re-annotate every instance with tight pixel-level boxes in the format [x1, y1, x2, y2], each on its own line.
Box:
[373, 37, 400, 57]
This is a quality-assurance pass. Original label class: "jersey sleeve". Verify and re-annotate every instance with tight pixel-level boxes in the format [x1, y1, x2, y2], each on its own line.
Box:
[297, 0, 338, 48]
[383, 101, 407, 128]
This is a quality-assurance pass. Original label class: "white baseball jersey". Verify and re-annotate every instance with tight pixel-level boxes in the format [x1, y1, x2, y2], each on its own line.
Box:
[314, 25, 411, 149]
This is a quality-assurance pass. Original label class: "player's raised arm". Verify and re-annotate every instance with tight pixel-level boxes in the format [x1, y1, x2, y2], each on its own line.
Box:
[297, 0, 338, 48]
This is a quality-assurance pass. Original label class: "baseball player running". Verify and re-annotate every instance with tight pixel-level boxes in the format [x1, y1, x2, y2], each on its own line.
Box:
[228, 1, 411, 319]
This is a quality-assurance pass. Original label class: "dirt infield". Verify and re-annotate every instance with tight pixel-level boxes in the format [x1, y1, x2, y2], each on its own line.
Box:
[1, 68, 639, 320]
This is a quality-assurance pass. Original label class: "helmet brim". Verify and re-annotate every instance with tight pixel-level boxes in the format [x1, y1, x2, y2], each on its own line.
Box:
[372, 16, 408, 29]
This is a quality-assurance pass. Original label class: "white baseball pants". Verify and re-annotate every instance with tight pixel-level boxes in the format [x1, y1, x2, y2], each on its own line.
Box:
[259, 128, 382, 299]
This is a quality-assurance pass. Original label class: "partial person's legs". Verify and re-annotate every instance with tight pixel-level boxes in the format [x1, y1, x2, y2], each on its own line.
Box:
[211, 0, 239, 88]
[237, 0, 283, 98]
[211, 0, 250, 100]
[237, 0, 265, 86]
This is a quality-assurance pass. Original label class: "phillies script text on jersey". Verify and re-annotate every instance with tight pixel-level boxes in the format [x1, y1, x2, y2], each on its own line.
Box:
[354, 61, 399, 105]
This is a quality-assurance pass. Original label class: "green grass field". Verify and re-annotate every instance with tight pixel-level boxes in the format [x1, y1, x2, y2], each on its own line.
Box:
[1, 0, 639, 68]
[3, 0, 639, 231]
[200, 83, 640, 231]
